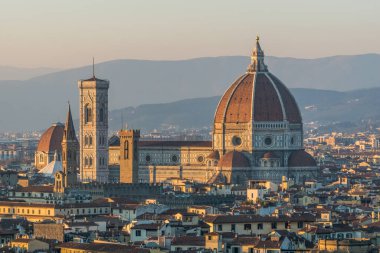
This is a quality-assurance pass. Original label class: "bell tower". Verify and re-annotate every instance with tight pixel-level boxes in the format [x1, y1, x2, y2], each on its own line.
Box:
[119, 129, 140, 183]
[78, 70, 110, 183]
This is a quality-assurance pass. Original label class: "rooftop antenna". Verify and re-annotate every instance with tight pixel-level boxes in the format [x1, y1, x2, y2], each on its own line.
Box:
[92, 57, 95, 78]
[121, 111, 124, 131]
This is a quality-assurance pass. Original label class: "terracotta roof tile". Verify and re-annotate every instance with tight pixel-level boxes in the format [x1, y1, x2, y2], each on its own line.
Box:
[253, 74, 283, 122]
[16, 185, 54, 193]
[218, 151, 250, 168]
[57, 242, 148, 253]
[262, 152, 278, 159]
[288, 150, 317, 167]
[224, 74, 254, 123]
[269, 73, 302, 123]
[206, 151, 220, 160]
[214, 75, 247, 123]
[171, 236, 205, 246]
[37, 123, 64, 153]
[138, 141, 211, 148]
[214, 72, 302, 125]
[204, 213, 315, 224]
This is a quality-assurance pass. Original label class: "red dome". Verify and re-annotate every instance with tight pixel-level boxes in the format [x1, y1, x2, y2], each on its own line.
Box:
[207, 150, 220, 160]
[214, 72, 301, 124]
[288, 150, 317, 167]
[214, 38, 301, 126]
[37, 123, 64, 153]
[262, 152, 278, 159]
[218, 151, 250, 168]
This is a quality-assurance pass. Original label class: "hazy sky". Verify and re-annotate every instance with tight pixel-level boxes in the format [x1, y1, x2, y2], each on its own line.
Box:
[0, 0, 379, 68]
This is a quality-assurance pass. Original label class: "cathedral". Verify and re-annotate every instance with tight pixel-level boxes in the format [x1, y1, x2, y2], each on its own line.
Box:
[34, 38, 318, 187]
[134, 38, 318, 184]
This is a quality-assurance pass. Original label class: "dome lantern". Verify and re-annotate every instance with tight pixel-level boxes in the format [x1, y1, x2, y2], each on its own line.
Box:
[247, 36, 268, 73]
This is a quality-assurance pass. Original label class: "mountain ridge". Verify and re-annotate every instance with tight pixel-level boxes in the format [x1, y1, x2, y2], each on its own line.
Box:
[107, 87, 380, 133]
[1, 54, 380, 131]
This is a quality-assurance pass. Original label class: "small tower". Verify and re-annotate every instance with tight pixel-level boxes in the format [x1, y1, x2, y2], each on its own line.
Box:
[62, 104, 79, 187]
[119, 129, 140, 183]
[78, 68, 110, 183]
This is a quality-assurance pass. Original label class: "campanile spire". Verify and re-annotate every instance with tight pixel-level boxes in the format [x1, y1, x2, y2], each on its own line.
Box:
[61, 103, 79, 189]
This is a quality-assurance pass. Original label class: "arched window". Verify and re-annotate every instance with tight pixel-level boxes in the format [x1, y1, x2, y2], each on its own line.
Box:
[99, 135, 105, 146]
[89, 157, 93, 167]
[99, 107, 104, 122]
[85, 105, 92, 123]
[85, 157, 88, 166]
[124, 141, 129, 159]
[85, 136, 88, 146]
[89, 136, 93, 146]
[39, 154, 44, 163]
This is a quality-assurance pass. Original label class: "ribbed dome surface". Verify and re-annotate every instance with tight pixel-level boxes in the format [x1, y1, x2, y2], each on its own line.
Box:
[214, 72, 301, 124]
[288, 150, 317, 167]
[36, 123, 64, 153]
[214, 37, 301, 126]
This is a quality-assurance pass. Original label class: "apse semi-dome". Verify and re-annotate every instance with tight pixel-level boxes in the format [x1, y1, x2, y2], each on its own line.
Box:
[218, 151, 250, 168]
[207, 150, 220, 160]
[214, 39, 301, 125]
[262, 152, 278, 159]
[36, 123, 64, 153]
[288, 150, 317, 167]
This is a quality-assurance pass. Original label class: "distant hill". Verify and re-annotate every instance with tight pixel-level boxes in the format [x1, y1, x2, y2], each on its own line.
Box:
[108, 88, 380, 132]
[0, 66, 59, 81]
[0, 54, 380, 131]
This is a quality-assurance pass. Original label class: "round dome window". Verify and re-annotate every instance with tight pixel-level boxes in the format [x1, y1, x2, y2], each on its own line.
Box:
[171, 155, 178, 162]
[197, 156, 205, 163]
[264, 136, 273, 146]
[145, 155, 151, 162]
[232, 136, 242, 146]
